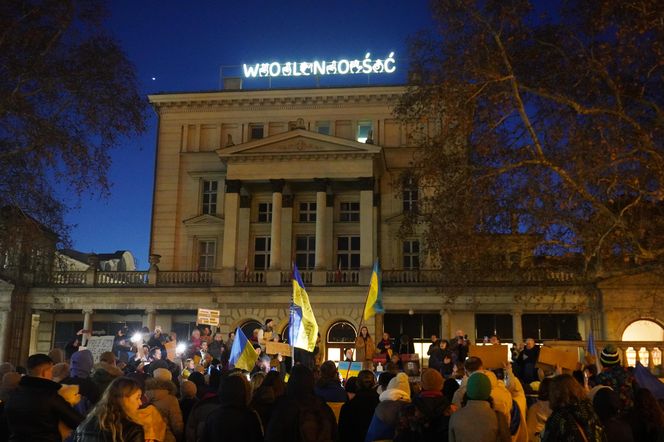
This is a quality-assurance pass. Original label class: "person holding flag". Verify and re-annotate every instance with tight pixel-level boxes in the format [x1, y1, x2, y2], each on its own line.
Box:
[229, 326, 259, 372]
[289, 264, 319, 368]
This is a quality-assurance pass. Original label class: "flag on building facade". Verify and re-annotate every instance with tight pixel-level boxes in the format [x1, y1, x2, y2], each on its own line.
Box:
[289, 264, 318, 352]
[229, 326, 258, 371]
[363, 259, 384, 320]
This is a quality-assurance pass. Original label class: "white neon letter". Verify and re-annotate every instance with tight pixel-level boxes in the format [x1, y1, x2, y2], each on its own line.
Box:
[243, 64, 260, 78]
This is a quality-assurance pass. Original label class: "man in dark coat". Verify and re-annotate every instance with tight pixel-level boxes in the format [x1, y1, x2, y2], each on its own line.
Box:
[516, 338, 540, 384]
[4, 354, 83, 441]
[338, 370, 379, 442]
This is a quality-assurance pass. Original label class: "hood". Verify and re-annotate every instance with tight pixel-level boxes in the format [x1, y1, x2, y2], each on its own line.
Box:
[70, 350, 94, 378]
[145, 377, 176, 395]
[379, 373, 411, 402]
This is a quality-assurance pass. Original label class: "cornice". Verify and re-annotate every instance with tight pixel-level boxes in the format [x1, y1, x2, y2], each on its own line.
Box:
[225, 152, 377, 163]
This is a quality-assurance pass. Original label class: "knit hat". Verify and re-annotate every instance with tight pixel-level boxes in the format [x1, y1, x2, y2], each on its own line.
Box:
[421, 368, 444, 392]
[153, 367, 172, 382]
[600, 345, 620, 366]
[181, 380, 197, 398]
[466, 372, 492, 400]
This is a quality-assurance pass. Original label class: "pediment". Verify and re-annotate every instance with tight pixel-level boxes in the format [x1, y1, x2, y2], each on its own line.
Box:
[182, 214, 224, 226]
[216, 129, 381, 159]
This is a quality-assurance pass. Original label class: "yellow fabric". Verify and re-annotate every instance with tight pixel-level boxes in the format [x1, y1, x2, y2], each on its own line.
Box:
[363, 268, 380, 320]
[135, 404, 167, 441]
[292, 278, 319, 352]
[327, 401, 344, 423]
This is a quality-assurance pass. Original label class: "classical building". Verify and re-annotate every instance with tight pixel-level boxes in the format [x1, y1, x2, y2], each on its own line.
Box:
[0, 84, 662, 368]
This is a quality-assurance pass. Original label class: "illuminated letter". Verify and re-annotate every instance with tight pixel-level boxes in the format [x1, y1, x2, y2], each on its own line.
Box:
[362, 53, 373, 74]
[282, 62, 292, 76]
[300, 62, 311, 76]
[269, 62, 281, 77]
[326, 60, 337, 75]
[337, 59, 350, 74]
[384, 52, 396, 73]
[259, 63, 269, 77]
[242, 64, 260, 78]
[350, 59, 361, 74]
[372, 58, 384, 73]
[313, 61, 325, 76]
[292, 62, 302, 76]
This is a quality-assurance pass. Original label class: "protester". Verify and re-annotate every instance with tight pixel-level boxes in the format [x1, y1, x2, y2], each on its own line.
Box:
[265, 364, 337, 442]
[145, 368, 183, 442]
[627, 387, 664, 442]
[526, 377, 552, 442]
[250, 370, 286, 430]
[365, 372, 412, 441]
[451, 356, 483, 408]
[427, 335, 439, 356]
[450, 330, 469, 364]
[202, 374, 263, 442]
[597, 344, 638, 412]
[338, 370, 379, 442]
[540, 374, 603, 441]
[179, 379, 198, 427]
[591, 386, 634, 442]
[448, 372, 510, 442]
[185, 374, 220, 442]
[355, 326, 376, 366]
[4, 354, 83, 441]
[91, 351, 124, 395]
[516, 339, 540, 384]
[209, 333, 226, 360]
[314, 360, 347, 403]
[398, 334, 415, 355]
[377, 332, 394, 358]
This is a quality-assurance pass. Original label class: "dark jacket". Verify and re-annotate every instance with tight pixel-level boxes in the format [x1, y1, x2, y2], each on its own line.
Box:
[264, 394, 337, 442]
[74, 415, 144, 442]
[4, 376, 83, 442]
[394, 393, 450, 442]
[185, 395, 220, 442]
[314, 380, 347, 403]
[250, 385, 277, 430]
[338, 389, 380, 442]
[201, 405, 263, 442]
[541, 401, 604, 442]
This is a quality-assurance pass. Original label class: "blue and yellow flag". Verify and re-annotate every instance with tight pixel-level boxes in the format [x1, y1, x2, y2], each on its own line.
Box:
[289, 264, 318, 352]
[363, 259, 384, 320]
[229, 326, 258, 372]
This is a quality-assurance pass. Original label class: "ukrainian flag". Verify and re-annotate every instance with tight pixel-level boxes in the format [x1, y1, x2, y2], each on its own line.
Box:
[363, 259, 384, 320]
[229, 326, 258, 372]
[289, 264, 318, 352]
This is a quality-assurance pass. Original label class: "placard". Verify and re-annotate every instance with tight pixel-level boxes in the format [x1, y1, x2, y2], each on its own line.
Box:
[85, 335, 115, 362]
[469, 344, 509, 369]
[537, 346, 579, 371]
[338, 361, 363, 380]
[164, 340, 176, 359]
[265, 341, 291, 355]
[197, 308, 220, 326]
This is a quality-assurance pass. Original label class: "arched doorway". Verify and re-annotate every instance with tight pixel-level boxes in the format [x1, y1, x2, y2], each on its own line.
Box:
[621, 319, 663, 367]
[326, 321, 356, 362]
[240, 319, 263, 342]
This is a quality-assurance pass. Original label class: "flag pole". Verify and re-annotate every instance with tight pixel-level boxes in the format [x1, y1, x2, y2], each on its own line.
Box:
[290, 261, 295, 370]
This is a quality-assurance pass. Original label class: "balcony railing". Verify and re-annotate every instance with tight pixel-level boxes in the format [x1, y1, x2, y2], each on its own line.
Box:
[326, 270, 360, 285]
[382, 268, 580, 286]
[158, 271, 213, 286]
[235, 270, 266, 286]
[281, 270, 312, 286]
[51, 271, 87, 286]
[545, 340, 663, 373]
[97, 271, 149, 287]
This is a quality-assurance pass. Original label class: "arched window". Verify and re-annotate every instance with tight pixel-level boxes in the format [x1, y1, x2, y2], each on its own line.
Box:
[326, 321, 357, 362]
[240, 319, 262, 342]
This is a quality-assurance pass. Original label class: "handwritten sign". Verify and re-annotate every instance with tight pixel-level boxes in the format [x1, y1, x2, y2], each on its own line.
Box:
[469, 344, 509, 370]
[265, 341, 291, 355]
[85, 336, 115, 362]
[197, 308, 220, 327]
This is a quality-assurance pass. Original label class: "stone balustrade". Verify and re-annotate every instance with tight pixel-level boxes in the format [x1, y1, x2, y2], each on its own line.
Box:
[280, 270, 312, 285]
[235, 270, 266, 285]
[545, 340, 663, 373]
[157, 271, 213, 286]
[50, 271, 87, 286]
[96, 271, 149, 287]
[326, 270, 360, 285]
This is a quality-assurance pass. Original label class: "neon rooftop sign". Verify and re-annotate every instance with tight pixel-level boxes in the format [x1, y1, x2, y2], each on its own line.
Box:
[242, 52, 396, 78]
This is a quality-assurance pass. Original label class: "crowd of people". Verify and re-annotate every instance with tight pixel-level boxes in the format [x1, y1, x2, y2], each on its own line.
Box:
[0, 322, 662, 441]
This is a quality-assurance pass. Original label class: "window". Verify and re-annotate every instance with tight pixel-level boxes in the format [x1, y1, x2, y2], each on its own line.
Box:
[403, 176, 418, 213]
[295, 236, 316, 270]
[198, 240, 216, 270]
[339, 202, 360, 222]
[475, 314, 513, 341]
[403, 240, 420, 270]
[201, 180, 218, 215]
[336, 236, 360, 270]
[299, 202, 316, 223]
[257, 202, 272, 223]
[316, 121, 330, 135]
[521, 314, 579, 341]
[240, 320, 263, 342]
[250, 124, 264, 140]
[326, 321, 357, 362]
[254, 236, 271, 270]
[357, 121, 373, 143]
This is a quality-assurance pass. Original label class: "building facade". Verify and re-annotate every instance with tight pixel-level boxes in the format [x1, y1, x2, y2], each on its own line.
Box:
[0, 85, 662, 367]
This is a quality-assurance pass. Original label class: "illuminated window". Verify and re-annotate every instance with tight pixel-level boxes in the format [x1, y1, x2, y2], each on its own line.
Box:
[326, 321, 357, 362]
[299, 202, 316, 223]
[254, 237, 271, 270]
[250, 124, 264, 140]
[337, 236, 360, 270]
[198, 240, 216, 270]
[201, 180, 218, 215]
[403, 240, 420, 270]
[357, 121, 372, 143]
[339, 202, 360, 222]
[257, 202, 272, 223]
[295, 236, 315, 270]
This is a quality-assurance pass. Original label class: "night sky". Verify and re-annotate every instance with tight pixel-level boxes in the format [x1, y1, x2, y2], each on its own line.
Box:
[65, 0, 434, 269]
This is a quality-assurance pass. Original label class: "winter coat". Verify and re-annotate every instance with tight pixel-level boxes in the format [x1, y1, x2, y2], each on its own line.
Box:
[597, 366, 638, 412]
[365, 373, 412, 442]
[4, 376, 83, 442]
[338, 389, 379, 442]
[185, 395, 220, 442]
[540, 401, 604, 442]
[394, 392, 451, 442]
[449, 400, 511, 442]
[145, 378, 184, 442]
[355, 336, 375, 362]
[179, 396, 198, 427]
[264, 394, 337, 442]
[314, 379, 347, 403]
[250, 385, 277, 430]
[74, 415, 144, 442]
[526, 400, 552, 442]
[201, 404, 263, 442]
[91, 362, 123, 396]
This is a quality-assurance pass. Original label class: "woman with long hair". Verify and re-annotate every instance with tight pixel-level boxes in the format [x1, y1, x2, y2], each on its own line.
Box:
[74, 377, 144, 442]
[355, 326, 375, 366]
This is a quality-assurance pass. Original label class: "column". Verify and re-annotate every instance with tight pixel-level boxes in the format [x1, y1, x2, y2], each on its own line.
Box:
[269, 179, 284, 270]
[82, 309, 94, 346]
[441, 309, 451, 340]
[512, 307, 523, 345]
[0, 308, 9, 363]
[314, 179, 328, 269]
[221, 180, 241, 285]
[146, 309, 157, 331]
[282, 195, 293, 270]
[359, 178, 375, 284]
[236, 195, 251, 279]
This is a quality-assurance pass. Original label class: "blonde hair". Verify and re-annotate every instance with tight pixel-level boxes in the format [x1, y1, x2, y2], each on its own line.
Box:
[84, 377, 141, 441]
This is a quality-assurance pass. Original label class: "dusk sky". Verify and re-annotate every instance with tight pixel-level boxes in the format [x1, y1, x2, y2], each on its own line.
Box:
[65, 0, 435, 269]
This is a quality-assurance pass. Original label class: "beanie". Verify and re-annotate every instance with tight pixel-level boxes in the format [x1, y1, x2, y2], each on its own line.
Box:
[600, 345, 620, 366]
[466, 372, 492, 401]
[153, 367, 172, 382]
[421, 368, 444, 392]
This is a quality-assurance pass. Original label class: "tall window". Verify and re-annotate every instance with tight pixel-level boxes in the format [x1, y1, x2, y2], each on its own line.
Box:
[299, 202, 316, 223]
[295, 236, 316, 270]
[201, 180, 218, 215]
[403, 240, 420, 270]
[198, 240, 216, 270]
[475, 314, 513, 341]
[521, 314, 579, 341]
[316, 121, 330, 135]
[339, 202, 360, 222]
[257, 202, 272, 223]
[254, 236, 271, 270]
[357, 121, 372, 143]
[403, 176, 418, 213]
[250, 124, 264, 140]
[337, 236, 360, 269]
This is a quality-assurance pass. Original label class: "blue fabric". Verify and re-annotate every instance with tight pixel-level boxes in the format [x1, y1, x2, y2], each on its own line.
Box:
[314, 382, 347, 403]
[364, 414, 393, 442]
[634, 361, 664, 400]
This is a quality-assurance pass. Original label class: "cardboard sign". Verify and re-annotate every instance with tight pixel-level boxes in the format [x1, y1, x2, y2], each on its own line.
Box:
[265, 341, 291, 355]
[537, 346, 579, 371]
[164, 340, 176, 359]
[85, 335, 115, 362]
[338, 361, 363, 380]
[197, 308, 220, 326]
[469, 344, 509, 369]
